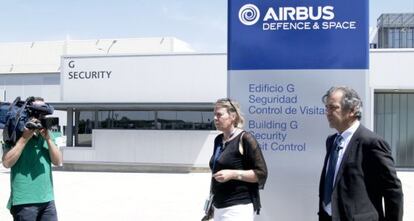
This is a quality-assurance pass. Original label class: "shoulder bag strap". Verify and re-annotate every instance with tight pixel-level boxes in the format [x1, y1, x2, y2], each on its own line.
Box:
[239, 131, 246, 155]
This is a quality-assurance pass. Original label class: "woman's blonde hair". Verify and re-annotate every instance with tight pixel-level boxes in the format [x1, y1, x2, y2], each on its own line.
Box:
[215, 98, 245, 128]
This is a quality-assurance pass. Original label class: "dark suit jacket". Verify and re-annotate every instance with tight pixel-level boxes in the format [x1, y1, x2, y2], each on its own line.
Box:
[319, 124, 403, 221]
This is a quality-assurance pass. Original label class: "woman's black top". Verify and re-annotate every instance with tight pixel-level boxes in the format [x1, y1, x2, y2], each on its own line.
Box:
[209, 131, 268, 213]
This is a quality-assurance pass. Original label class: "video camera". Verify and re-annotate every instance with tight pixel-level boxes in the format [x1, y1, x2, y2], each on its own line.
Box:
[1, 96, 55, 145]
[24, 98, 55, 130]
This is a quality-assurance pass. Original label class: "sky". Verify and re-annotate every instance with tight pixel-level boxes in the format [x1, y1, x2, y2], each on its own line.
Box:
[0, 0, 413, 52]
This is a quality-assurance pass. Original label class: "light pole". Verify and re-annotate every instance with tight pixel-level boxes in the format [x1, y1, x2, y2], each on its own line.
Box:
[96, 39, 118, 54]
[106, 40, 117, 54]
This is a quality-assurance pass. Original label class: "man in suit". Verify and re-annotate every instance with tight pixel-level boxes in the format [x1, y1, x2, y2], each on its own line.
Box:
[318, 86, 403, 221]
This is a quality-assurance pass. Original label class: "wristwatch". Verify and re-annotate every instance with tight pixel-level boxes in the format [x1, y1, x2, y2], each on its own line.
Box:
[237, 171, 243, 180]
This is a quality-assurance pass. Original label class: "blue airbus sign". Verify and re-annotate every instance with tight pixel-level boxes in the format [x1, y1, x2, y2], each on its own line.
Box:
[228, 1, 369, 220]
[228, 0, 369, 70]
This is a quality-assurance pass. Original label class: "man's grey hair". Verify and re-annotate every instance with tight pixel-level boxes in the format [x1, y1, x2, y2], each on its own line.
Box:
[322, 86, 363, 120]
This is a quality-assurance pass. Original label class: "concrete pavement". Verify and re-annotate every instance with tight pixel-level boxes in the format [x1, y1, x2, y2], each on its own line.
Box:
[0, 166, 413, 221]
[0, 166, 211, 221]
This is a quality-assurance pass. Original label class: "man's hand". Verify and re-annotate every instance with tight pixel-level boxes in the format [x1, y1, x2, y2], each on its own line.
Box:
[25, 117, 43, 130]
[22, 127, 35, 140]
[40, 129, 63, 166]
[39, 128, 51, 140]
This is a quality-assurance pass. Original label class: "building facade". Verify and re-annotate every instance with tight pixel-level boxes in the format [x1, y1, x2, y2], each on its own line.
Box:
[1, 37, 414, 169]
[373, 13, 414, 48]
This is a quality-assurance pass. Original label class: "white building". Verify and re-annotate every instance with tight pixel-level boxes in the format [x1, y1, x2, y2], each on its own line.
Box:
[0, 37, 413, 170]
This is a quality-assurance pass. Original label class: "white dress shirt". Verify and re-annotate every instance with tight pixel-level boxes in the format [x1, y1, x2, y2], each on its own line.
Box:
[324, 120, 360, 215]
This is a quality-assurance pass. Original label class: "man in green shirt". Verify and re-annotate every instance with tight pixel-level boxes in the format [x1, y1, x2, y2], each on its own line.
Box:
[2, 98, 62, 221]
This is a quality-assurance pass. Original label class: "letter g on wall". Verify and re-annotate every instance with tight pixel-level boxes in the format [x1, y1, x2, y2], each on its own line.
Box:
[68, 60, 75, 68]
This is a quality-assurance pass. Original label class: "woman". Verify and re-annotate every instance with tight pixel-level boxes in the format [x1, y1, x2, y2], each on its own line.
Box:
[210, 98, 268, 221]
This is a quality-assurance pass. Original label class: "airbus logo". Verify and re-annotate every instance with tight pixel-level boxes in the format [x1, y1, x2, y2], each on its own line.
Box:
[238, 3, 356, 31]
[239, 4, 260, 26]
[238, 4, 337, 24]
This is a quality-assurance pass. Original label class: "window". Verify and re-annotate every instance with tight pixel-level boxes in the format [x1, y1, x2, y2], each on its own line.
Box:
[75, 111, 95, 146]
[374, 93, 414, 167]
[407, 28, 413, 48]
[388, 29, 395, 48]
[74, 110, 215, 146]
[401, 29, 407, 48]
[157, 111, 214, 130]
[98, 111, 155, 129]
[393, 29, 400, 48]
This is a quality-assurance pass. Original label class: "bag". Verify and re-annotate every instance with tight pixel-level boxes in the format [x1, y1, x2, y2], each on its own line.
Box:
[0, 102, 11, 128]
[201, 194, 214, 221]
[239, 131, 245, 155]
[1, 97, 32, 146]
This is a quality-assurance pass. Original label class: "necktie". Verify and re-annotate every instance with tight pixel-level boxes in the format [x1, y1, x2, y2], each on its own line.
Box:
[323, 134, 343, 205]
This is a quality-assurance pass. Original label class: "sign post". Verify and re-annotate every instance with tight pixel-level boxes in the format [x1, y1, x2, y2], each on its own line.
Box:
[228, 1, 369, 220]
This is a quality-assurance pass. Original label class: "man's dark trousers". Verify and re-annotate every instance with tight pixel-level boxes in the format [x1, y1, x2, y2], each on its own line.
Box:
[10, 201, 58, 221]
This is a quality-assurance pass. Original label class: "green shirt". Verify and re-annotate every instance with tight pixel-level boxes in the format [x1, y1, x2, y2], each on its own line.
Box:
[4, 133, 56, 209]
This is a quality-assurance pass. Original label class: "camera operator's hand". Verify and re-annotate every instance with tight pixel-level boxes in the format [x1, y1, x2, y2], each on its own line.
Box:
[22, 127, 35, 140]
[39, 128, 63, 166]
[39, 128, 51, 140]
[25, 117, 43, 130]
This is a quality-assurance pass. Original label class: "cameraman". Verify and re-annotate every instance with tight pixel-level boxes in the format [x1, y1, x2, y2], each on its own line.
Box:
[2, 97, 62, 221]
